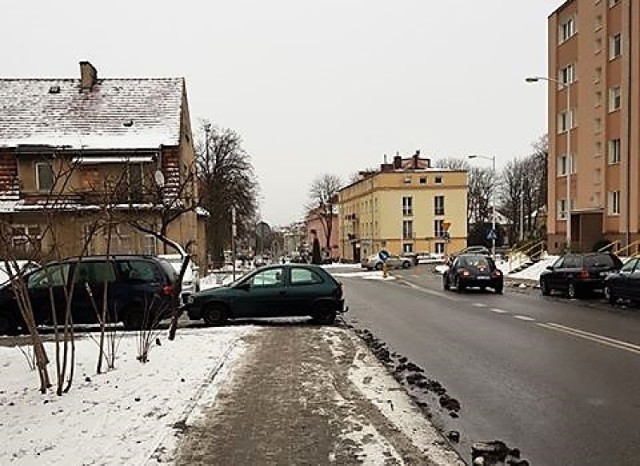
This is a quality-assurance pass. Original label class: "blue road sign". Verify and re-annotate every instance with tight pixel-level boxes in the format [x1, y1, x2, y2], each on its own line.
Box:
[487, 229, 497, 241]
[378, 250, 390, 261]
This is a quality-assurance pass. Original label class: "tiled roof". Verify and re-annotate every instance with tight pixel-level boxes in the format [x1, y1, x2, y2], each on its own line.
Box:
[0, 78, 184, 150]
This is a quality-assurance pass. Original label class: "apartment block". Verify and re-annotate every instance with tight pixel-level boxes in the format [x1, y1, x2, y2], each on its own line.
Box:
[547, 0, 639, 253]
[338, 152, 468, 263]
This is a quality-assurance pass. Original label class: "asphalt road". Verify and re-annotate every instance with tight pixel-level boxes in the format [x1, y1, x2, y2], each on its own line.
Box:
[338, 265, 640, 465]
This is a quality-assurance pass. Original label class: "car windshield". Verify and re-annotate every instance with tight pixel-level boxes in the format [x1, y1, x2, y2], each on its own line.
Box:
[459, 256, 490, 267]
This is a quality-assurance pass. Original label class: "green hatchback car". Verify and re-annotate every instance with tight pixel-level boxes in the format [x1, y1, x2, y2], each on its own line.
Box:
[184, 264, 346, 325]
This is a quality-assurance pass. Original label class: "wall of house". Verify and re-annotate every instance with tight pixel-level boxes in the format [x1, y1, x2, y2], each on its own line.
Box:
[306, 214, 339, 260]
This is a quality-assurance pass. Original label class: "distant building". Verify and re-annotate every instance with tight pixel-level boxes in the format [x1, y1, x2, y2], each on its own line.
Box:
[546, 1, 639, 253]
[337, 152, 468, 262]
[306, 208, 339, 261]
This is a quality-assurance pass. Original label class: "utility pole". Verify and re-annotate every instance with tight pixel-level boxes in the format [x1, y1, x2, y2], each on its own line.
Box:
[231, 206, 237, 280]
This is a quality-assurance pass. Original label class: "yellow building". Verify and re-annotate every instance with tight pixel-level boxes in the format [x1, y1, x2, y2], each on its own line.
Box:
[338, 153, 468, 262]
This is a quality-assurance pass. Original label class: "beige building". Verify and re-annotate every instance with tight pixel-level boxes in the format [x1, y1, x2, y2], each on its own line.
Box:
[338, 153, 468, 262]
[546, 0, 639, 253]
[0, 62, 206, 267]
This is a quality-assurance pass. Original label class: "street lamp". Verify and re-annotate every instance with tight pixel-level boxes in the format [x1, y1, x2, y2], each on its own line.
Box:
[526, 76, 572, 252]
[468, 154, 497, 259]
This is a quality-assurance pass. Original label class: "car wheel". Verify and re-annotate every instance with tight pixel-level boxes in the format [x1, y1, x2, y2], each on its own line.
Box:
[567, 281, 579, 299]
[540, 280, 551, 296]
[604, 285, 617, 304]
[455, 277, 465, 293]
[203, 304, 227, 326]
[312, 302, 336, 325]
[0, 313, 18, 336]
[494, 285, 503, 294]
[375, 263, 383, 271]
[402, 261, 410, 269]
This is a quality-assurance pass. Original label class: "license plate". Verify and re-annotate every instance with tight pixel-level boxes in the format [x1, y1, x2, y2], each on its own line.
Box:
[477, 276, 490, 280]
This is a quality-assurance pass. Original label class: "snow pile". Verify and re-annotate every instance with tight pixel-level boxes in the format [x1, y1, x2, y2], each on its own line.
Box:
[0, 327, 253, 465]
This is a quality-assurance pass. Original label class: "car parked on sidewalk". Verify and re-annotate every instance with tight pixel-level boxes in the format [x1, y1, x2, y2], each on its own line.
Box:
[539, 251, 623, 299]
[603, 256, 640, 304]
[361, 253, 412, 270]
[442, 254, 503, 294]
[158, 253, 200, 298]
[0, 255, 178, 335]
[184, 264, 346, 325]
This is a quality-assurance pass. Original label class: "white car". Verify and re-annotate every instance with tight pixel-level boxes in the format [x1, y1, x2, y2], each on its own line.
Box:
[158, 254, 200, 299]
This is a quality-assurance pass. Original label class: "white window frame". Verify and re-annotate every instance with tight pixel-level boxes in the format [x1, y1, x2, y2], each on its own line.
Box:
[402, 220, 414, 240]
[36, 162, 54, 192]
[434, 219, 445, 238]
[559, 16, 576, 43]
[557, 109, 574, 133]
[434, 195, 445, 216]
[557, 154, 575, 176]
[608, 191, 620, 215]
[608, 138, 621, 164]
[608, 86, 621, 112]
[557, 199, 568, 220]
[402, 196, 413, 216]
[609, 33, 622, 60]
[559, 63, 576, 86]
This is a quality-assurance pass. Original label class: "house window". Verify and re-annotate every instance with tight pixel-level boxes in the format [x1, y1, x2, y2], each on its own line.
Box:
[595, 140, 603, 157]
[608, 191, 620, 215]
[144, 235, 157, 255]
[403, 243, 413, 253]
[608, 86, 621, 112]
[557, 109, 574, 133]
[595, 91, 602, 107]
[434, 219, 445, 238]
[434, 242, 445, 254]
[557, 199, 568, 220]
[106, 224, 131, 254]
[127, 163, 144, 202]
[434, 195, 445, 216]
[11, 225, 41, 255]
[402, 220, 413, 240]
[609, 33, 622, 60]
[595, 37, 603, 54]
[36, 162, 54, 192]
[434, 176, 443, 184]
[559, 16, 576, 43]
[419, 177, 427, 184]
[608, 139, 621, 164]
[594, 15, 603, 31]
[595, 117, 603, 132]
[557, 154, 574, 176]
[559, 63, 576, 86]
[594, 67, 602, 83]
[402, 196, 413, 216]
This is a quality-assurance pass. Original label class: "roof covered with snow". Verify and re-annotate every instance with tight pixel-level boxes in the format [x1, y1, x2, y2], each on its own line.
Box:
[0, 77, 184, 150]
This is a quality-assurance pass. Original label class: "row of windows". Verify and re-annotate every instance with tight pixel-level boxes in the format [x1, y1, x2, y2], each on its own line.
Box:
[401, 196, 445, 216]
[555, 85, 621, 135]
[559, 0, 621, 44]
[402, 242, 446, 255]
[400, 219, 449, 240]
[557, 190, 620, 219]
[32, 162, 147, 193]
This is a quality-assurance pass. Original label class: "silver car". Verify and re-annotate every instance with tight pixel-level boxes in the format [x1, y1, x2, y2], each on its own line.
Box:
[361, 254, 412, 270]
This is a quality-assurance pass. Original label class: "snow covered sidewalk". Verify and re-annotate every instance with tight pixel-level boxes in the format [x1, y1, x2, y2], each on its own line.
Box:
[0, 327, 253, 465]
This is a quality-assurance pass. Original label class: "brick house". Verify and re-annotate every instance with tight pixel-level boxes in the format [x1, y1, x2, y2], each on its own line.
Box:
[0, 61, 205, 266]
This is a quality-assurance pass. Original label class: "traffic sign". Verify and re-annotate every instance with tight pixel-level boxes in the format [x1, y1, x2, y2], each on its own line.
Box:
[378, 250, 390, 261]
[487, 229, 497, 241]
[443, 221, 451, 231]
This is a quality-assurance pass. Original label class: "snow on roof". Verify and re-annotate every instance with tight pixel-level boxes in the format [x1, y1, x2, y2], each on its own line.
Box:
[0, 78, 184, 150]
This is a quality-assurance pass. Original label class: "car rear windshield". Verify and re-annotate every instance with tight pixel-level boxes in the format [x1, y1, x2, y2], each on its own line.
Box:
[585, 255, 618, 268]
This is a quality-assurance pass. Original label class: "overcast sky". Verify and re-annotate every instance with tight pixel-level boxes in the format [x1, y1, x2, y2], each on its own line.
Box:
[3, 0, 565, 226]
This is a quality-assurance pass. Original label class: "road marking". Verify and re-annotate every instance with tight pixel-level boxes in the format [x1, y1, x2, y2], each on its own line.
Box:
[489, 308, 507, 314]
[472, 303, 487, 308]
[537, 322, 640, 355]
[513, 315, 535, 322]
[402, 281, 461, 301]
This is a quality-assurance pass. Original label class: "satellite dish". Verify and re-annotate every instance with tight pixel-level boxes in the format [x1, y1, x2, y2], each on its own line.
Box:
[154, 170, 165, 187]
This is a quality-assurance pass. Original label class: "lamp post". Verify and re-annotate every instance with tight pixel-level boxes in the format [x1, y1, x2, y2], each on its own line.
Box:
[526, 76, 572, 252]
[468, 154, 497, 259]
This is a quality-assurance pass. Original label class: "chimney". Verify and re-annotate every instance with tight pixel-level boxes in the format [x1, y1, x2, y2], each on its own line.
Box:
[393, 154, 402, 169]
[80, 61, 97, 90]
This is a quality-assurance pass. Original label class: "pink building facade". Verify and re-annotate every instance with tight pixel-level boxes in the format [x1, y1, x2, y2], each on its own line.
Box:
[306, 212, 340, 261]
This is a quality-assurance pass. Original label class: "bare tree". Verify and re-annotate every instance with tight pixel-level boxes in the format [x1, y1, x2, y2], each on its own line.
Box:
[307, 173, 342, 256]
[196, 123, 258, 267]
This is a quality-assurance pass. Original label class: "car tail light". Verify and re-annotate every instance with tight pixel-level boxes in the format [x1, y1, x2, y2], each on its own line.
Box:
[333, 283, 343, 299]
[161, 284, 174, 296]
[579, 268, 589, 280]
[492, 270, 502, 277]
[461, 269, 470, 277]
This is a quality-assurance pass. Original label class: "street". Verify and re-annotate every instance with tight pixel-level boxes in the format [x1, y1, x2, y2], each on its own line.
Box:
[339, 265, 640, 465]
